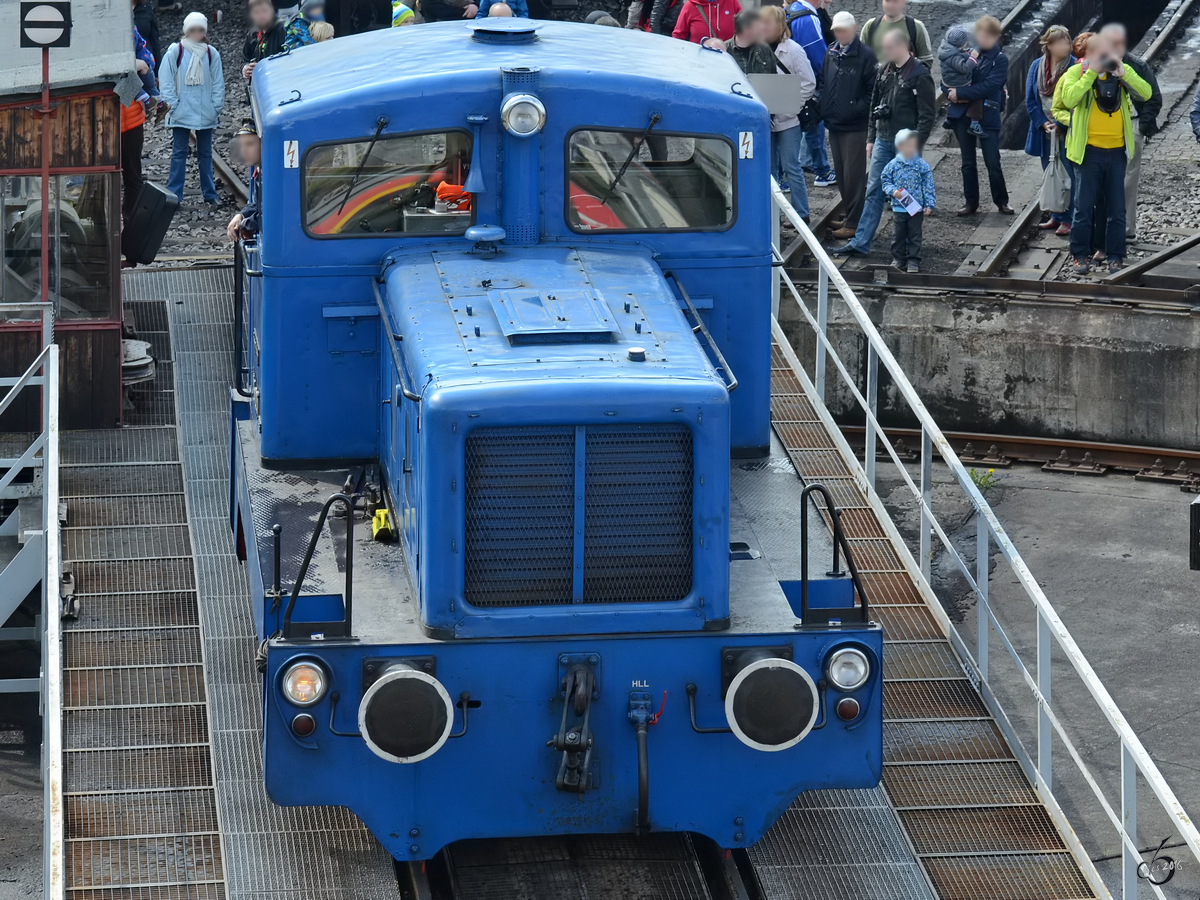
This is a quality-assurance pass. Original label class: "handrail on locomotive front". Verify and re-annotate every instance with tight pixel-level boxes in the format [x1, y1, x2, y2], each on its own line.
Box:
[770, 178, 1199, 900]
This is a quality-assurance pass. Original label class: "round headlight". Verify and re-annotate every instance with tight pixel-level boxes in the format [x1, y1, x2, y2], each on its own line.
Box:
[826, 648, 870, 692]
[501, 93, 546, 137]
[282, 661, 327, 707]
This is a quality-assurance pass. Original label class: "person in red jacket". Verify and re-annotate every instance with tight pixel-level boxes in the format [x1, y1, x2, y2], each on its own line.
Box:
[672, 0, 740, 44]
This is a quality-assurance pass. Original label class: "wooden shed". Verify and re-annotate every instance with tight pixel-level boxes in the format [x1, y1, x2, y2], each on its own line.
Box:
[0, 0, 138, 429]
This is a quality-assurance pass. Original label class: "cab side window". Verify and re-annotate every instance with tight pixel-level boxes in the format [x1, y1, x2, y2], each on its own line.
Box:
[566, 129, 734, 233]
[303, 131, 474, 237]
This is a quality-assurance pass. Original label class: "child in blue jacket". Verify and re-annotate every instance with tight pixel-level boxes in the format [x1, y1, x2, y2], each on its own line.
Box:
[880, 129, 936, 273]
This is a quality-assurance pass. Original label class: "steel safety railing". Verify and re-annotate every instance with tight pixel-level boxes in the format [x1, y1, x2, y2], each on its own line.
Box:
[0, 342, 63, 896]
[771, 181, 1199, 900]
[41, 343, 62, 900]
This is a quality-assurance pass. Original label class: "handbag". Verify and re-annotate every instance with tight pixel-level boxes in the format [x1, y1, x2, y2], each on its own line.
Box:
[1039, 130, 1071, 214]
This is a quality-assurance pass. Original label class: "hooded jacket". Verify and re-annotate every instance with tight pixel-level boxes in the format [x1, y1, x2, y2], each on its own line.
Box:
[243, 18, 288, 64]
[819, 37, 877, 132]
[937, 37, 976, 89]
[672, 0, 740, 44]
[1053, 62, 1152, 164]
[159, 41, 225, 131]
[945, 43, 1007, 131]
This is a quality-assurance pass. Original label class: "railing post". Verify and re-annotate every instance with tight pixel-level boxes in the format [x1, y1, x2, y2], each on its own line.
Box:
[919, 428, 932, 582]
[771, 195, 781, 321]
[1037, 610, 1052, 789]
[864, 344, 878, 491]
[976, 513, 988, 681]
[1121, 742, 1137, 900]
[815, 267, 828, 402]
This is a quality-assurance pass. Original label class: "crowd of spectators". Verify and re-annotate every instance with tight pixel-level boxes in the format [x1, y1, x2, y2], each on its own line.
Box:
[120, 0, 1174, 278]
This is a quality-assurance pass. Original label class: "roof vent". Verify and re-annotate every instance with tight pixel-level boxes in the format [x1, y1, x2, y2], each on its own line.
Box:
[470, 20, 540, 44]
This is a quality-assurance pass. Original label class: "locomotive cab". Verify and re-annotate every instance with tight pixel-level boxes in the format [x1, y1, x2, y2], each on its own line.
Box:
[230, 19, 882, 862]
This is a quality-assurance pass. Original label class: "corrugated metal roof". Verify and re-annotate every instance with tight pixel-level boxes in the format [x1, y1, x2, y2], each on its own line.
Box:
[0, 0, 139, 102]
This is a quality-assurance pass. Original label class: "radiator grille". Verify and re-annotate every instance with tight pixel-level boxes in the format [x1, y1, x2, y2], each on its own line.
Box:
[463, 424, 693, 607]
[464, 426, 576, 607]
[583, 425, 693, 603]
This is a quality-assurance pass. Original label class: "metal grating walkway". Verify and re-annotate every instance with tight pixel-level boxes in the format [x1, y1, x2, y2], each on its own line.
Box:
[753, 340, 1096, 900]
[60, 313, 225, 897]
[142, 265, 401, 899]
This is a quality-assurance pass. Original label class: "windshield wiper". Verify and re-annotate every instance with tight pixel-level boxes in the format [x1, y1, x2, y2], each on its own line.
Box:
[336, 115, 390, 215]
[599, 112, 661, 207]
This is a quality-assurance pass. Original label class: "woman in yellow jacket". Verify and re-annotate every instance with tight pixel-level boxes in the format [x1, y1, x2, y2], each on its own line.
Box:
[1051, 32, 1151, 274]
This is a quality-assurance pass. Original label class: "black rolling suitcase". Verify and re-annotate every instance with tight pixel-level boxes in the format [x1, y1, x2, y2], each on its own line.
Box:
[121, 182, 179, 265]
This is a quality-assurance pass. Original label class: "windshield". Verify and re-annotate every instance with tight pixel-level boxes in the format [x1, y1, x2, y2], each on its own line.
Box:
[567, 129, 734, 232]
[304, 131, 474, 237]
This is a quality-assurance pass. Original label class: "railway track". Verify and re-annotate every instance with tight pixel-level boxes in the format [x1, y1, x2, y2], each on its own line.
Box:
[213, 152, 250, 206]
[839, 424, 1200, 489]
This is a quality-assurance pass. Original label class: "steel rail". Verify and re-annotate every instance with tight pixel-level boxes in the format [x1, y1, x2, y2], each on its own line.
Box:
[787, 265, 1199, 306]
[973, 199, 1043, 277]
[772, 179, 1200, 899]
[1142, 0, 1200, 64]
[212, 153, 250, 207]
[839, 424, 1200, 477]
[1104, 230, 1200, 285]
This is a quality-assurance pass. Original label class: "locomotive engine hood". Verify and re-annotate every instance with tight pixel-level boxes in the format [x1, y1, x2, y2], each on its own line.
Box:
[378, 243, 733, 638]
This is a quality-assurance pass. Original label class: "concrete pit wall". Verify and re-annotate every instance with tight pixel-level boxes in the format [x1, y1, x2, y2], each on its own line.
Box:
[778, 291, 1200, 450]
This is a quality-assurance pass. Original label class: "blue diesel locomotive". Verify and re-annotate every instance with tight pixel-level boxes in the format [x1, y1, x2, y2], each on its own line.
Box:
[229, 19, 882, 861]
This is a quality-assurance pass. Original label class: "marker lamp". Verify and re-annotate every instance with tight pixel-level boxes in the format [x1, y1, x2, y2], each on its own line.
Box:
[501, 93, 545, 137]
[826, 648, 870, 691]
[282, 661, 328, 707]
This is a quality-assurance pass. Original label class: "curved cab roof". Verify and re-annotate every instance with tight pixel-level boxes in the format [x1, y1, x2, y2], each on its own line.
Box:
[253, 19, 756, 119]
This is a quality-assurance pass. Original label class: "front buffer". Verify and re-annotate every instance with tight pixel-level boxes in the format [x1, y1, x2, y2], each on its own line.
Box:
[262, 626, 883, 860]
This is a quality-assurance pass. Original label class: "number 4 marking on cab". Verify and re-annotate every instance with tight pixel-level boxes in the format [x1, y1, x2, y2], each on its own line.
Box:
[738, 132, 753, 159]
[284, 140, 299, 169]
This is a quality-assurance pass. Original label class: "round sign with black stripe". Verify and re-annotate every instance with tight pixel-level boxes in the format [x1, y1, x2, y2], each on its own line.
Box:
[20, 2, 72, 48]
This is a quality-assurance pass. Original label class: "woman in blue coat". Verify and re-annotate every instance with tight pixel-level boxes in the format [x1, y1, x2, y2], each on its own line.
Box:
[160, 12, 225, 204]
[1024, 25, 1073, 234]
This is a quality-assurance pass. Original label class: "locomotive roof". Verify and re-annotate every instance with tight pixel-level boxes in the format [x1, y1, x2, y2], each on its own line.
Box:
[254, 19, 751, 114]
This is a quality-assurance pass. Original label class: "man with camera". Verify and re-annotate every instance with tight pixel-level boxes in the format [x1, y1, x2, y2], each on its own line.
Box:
[830, 27, 935, 258]
[1097, 23, 1161, 240]
[1056, 31, 1153, 275]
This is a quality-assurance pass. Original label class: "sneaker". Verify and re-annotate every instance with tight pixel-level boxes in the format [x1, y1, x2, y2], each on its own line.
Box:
[778, 180, 791, 193]
[1070, 257, 1091, 275]
[968, 121, 985, 136]
[829, 243, 866, 257]
[1108, 257, 1125, 274]
[890, 258, 905, 270]
[906, 262, 920, 274]
[814, 171, 837, 188]
[154, 100, 169, 125]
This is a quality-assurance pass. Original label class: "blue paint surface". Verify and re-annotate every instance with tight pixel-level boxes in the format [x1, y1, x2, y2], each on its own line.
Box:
[232, 20, 883, 861]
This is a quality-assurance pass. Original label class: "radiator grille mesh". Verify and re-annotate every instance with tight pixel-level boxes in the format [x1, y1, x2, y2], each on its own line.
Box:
[583, 424, 693, 603]
[464, 426, 576, 607]
[463, 423, 693, 607]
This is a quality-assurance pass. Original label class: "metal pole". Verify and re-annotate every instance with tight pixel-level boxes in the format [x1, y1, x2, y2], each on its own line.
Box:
[864, 344, 878, 491]
[1121, 742, 1137, 900]
[976, 514, 988, 681]
[1038, 610, 1052, 788]
[770, 194, 781, 320]
[39, 48, 51, 317]
[815, 268, 828, 401]
[919, 428, 931, 582]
